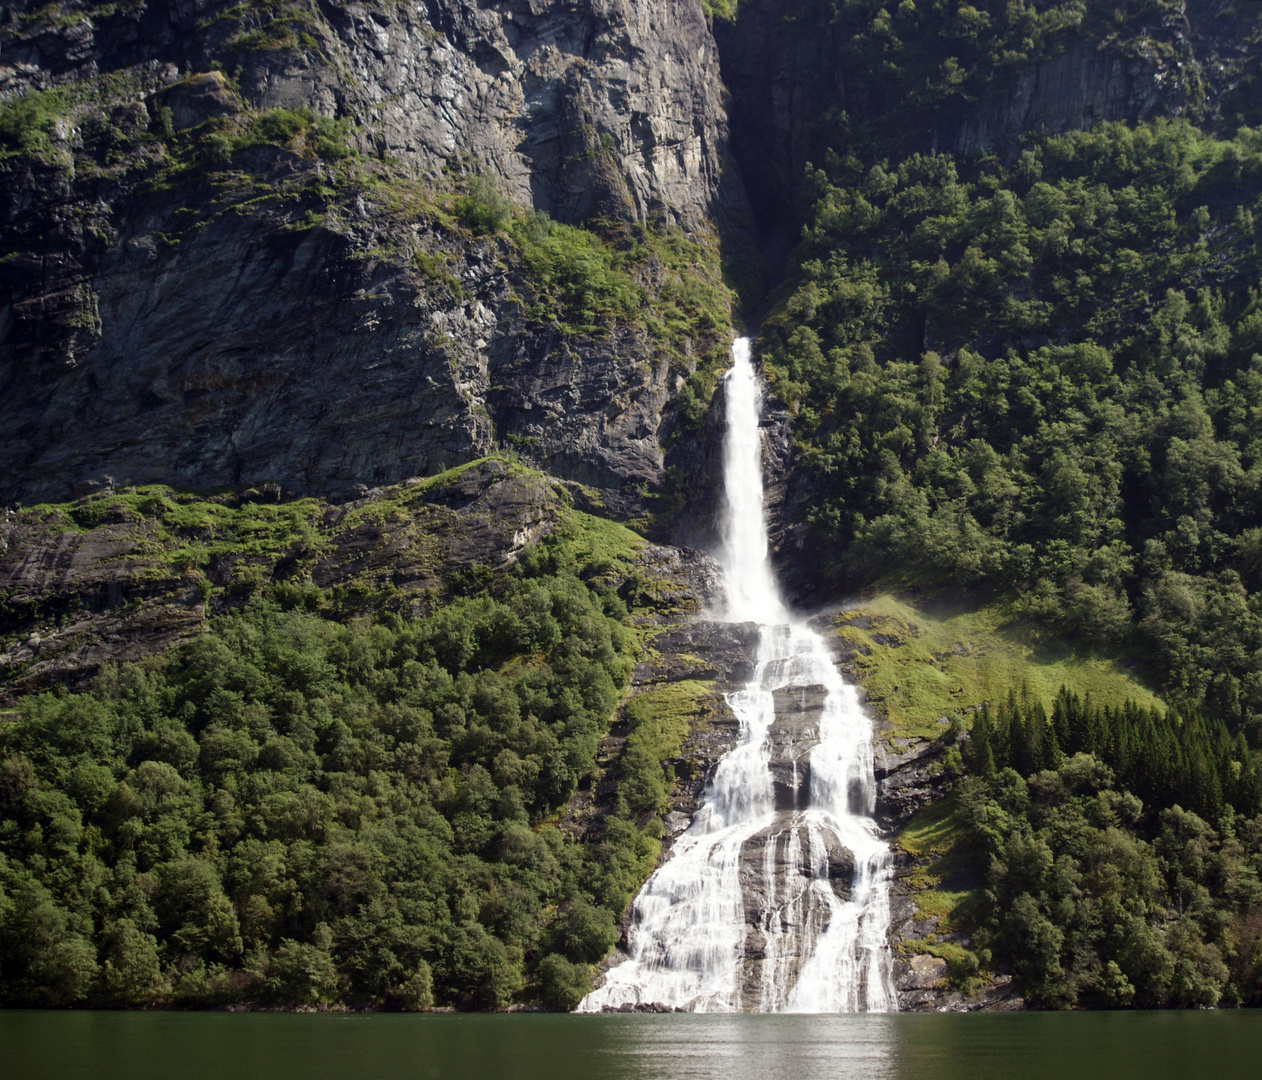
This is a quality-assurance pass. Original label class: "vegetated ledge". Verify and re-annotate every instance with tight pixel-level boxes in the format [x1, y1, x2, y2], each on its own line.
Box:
[0, 457, 563, 702]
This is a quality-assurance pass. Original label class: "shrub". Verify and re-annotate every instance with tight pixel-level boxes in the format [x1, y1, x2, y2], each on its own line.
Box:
[456, 176, 512, 235]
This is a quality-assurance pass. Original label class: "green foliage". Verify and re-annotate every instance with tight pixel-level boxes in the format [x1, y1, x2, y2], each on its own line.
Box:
[504, 210, 733, 371]
[957, 759, 1262, 1008]
[778, 9, 1262, 993]
[940, 679, 1262, 1007]
[511, 212, 641, 329]
[200, 106, 357, 166]
[831, 595, 1160, 743]
[227, 1, 326, 55]
[701, 0, 741, 23]
[965, 686, 1262, 821]
[0, 88, 68, 159]
[537, 953, 591, 1011]
[765, 119, 1262, 738]
[617, 681, 711, 817]
[456, 176, 512, 236]
[0, 521, 665, 1009]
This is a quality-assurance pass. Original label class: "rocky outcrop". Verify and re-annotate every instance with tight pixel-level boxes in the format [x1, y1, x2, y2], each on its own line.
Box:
[886, 864, 1024, 1013]
[875, 735, 1023, 1011]
[874, 734, 954, 831]
[559, 613, 760, 875]
[891, 950, 1022, 1013]
[627, 619, 758, 836]
[0, 458, 717, 701]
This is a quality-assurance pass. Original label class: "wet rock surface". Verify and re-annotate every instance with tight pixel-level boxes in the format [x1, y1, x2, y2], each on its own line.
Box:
[575, 616, 757, 851]
[874, 735, 954, 831]
[587, 606, 895, 1012]
[737, 812, 854, 1006]
[766, 684, 824, 811]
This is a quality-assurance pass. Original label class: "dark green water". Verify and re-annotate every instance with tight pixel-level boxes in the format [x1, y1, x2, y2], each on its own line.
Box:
[2, 1011, 1258, 1080]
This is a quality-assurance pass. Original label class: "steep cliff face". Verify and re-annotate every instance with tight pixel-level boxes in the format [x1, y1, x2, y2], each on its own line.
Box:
[947, 36, 1182, 155]
[945, 0, 1261, 155]
[1, 0, 738, 228]
[0, 0, 747, 508]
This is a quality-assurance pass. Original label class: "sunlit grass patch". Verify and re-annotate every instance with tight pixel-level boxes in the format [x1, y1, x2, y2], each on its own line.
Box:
[830, 594, 1162, 742]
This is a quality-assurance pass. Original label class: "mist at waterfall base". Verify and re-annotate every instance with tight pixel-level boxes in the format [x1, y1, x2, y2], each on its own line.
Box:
[581, 339, 895, 1013]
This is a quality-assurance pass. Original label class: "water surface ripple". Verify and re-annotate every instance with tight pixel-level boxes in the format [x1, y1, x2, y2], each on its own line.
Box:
[3, 1011, 1260, 1080]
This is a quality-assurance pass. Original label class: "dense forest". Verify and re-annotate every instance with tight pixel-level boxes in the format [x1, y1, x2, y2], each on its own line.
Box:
[0, 518, 680, 1009]
[955, 754, 1262, 1008]
[752, 0, 1262, 1006]
[764, 77, 1262, 745]
[945, 687, 1262, 1006]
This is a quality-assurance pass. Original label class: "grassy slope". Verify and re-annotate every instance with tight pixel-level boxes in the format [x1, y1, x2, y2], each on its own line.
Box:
[827, 594, 1162, 745]
[825, 594, 1163, 987]
[894, 793, 981, 974]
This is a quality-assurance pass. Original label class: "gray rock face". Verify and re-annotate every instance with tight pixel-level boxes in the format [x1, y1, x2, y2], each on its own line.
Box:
[2, 0, 739, 230]
[947, 38, 1183, 157]
[736, 812, 853, 1003]
[0, 0, 747, 507]
[886, 884, 1024, 1013]
[874, 731, 1025, 1012]
[222, 0, 742, 231]
[874, 735, 954, 831]
[767, 683, 823, 810]
[0, 180, 703, 504]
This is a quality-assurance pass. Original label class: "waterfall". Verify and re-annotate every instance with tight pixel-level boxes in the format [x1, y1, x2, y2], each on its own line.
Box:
[579, 339, 896, 1013]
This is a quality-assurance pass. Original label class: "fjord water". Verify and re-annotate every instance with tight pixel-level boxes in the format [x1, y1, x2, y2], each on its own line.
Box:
[4, 1011, 1261, 1080]
[582, 339, 894, 1012]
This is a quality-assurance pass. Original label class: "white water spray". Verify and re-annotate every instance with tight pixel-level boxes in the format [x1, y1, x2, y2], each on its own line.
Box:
[580, 338, 896, 1013]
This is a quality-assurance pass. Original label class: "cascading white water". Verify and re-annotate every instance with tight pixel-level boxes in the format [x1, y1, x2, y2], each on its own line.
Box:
[717, 339, 788, 627]
[579, 338, 896, 1013]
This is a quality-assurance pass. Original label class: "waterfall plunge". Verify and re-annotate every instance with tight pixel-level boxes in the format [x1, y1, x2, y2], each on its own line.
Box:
[578, 339, 897, 1013]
